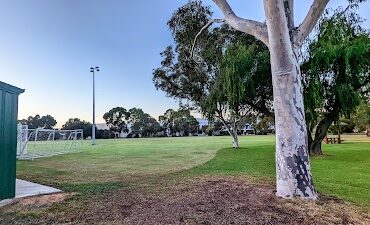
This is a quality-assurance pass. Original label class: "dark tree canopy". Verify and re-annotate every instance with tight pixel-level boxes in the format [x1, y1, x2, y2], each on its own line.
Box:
[158, 108, 199, 136]
[103, 107, 130, 133]
[19, 114, 57, 129]
[61, 118, 92, 138]
[128, 108, 161, 137]
[171, 109, 199, 135]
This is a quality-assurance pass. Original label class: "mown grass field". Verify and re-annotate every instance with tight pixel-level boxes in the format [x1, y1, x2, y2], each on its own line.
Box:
[15, 135, 370, 208]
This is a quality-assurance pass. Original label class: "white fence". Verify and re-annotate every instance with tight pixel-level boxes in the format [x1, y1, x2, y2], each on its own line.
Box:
[17, 124, 84, 160]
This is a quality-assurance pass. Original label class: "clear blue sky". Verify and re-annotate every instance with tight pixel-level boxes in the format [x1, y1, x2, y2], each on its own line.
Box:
[0, 0, 369, 127]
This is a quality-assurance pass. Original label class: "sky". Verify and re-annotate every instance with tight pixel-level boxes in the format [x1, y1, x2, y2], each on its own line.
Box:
[0, 0, 369, 127]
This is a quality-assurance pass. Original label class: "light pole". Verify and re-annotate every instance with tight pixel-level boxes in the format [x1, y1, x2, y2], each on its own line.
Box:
[90, 66, 99, 145]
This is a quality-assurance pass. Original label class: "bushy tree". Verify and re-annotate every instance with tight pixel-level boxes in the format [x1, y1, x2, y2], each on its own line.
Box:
[154, 1, 273, 148]
[103, 107, 130, 133]
[171, 109, 199, 136]
[303, 7, 370, 155]
[128, 108, 161, 137]
[158, 109, 175, 135]
[61, 118, 92, 139]
[158, 109, 199, 136]
[19, 114, 57, 129]
[202, 42, 272, 147]
[352, 100, 370, 131]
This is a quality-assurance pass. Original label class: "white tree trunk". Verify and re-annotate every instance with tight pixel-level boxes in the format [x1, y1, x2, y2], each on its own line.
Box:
[263, 0, 316, 199]
[232, 134, 239, 148]
[219, 115, 240, 149]
[212, 0, 328, 200]
[231, 121, 239, 149]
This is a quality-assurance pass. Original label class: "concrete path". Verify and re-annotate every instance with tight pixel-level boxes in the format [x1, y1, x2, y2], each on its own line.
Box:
[0, 179, 62, 207]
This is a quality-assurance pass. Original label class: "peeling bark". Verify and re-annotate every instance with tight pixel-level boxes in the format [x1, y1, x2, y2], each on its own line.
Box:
[295, 0, 330, 46]
[212, 0, 269, 45]
[211, 0, 329, 200]
[263, 0, 316, 199]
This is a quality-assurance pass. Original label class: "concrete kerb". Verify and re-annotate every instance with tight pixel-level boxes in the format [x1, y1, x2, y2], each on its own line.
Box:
[0, 179, 62, 207]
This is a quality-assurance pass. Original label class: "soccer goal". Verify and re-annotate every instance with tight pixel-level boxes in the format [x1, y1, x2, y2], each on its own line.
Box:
[17, 124, 84, 160]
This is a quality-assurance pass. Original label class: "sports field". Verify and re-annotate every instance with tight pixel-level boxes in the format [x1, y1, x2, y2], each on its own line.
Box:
[2, 135, 370, 224]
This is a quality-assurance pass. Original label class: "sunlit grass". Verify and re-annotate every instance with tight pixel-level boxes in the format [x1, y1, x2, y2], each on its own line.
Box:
[16, 135, 370, 207]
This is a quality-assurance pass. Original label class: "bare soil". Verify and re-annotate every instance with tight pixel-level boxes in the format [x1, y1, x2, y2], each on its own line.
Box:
[1, 177, 369, 225]
[19, 193, 72, 207]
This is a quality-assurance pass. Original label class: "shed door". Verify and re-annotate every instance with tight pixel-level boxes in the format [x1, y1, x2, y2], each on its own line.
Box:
[0, 90, 18, 200]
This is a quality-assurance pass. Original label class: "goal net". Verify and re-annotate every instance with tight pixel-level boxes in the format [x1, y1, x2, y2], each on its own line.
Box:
[17, 124, 84, 160]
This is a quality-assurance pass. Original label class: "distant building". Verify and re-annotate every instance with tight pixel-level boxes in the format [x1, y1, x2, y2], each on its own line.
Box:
[96, 123, 110, 130]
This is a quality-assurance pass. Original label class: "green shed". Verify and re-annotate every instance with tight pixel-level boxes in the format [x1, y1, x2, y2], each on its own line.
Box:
[0, 81, 24, 201]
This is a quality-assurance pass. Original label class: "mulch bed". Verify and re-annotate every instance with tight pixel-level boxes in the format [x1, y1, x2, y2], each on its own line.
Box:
[1, 177, 369, 225]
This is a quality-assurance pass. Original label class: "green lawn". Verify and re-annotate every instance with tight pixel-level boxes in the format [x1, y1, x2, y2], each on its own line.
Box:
[16, 135, 370, 207]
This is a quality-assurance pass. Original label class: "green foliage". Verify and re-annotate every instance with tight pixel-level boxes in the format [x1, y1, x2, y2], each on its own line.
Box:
[158, 109, 175, 132]
[303, 6, 370, 135]
[103, 107, 161, 137]
[159, 108, 199, 135]
[222, 44, 254, 111]
[61, 118, 92, 138]
[128, 108, 161, 136]
[19, 114, 57, 129]
[103, 107, 129, 133]
[153, 0, 216, 103]
[352, 100, 370, 131]
[153, 0, 273, 122]
[218, 43, 271, 115]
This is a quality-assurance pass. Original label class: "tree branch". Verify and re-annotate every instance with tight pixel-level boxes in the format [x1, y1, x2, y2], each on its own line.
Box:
[294, 0, 330, 47]
[284, 0, 294, 40]
[217, 113, 234, 138]
[191, 18, 225, 61]
[212, 0, 269, 46]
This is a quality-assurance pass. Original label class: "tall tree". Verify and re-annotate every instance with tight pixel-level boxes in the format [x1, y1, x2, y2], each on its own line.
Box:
[171, 109, 199, 136]
[303, 7, 370, 155]
[202, 42, 272, 148]
[128, 108, 160, 137]
[158, 109, 175, 135]
[206, 0, 369, 199]
[154, 1, 273, 148]
[103, 107, 130, 133]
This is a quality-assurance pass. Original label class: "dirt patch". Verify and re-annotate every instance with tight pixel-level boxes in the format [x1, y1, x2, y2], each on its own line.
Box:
[3, 193, 72, 212]
[65, 178, 370, 225]
[2, 178, 369, 225]
[19, 193, 72, 207]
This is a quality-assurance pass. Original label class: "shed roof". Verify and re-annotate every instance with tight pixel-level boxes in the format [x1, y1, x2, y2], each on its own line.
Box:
[0, 81, 25, 95]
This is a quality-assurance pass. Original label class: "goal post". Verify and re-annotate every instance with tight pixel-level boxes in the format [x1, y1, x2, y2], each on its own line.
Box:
[17, 124, 84, 160]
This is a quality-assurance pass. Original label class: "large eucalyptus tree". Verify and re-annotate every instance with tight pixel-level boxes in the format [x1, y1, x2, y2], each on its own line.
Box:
[207, 0, 341, 199]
